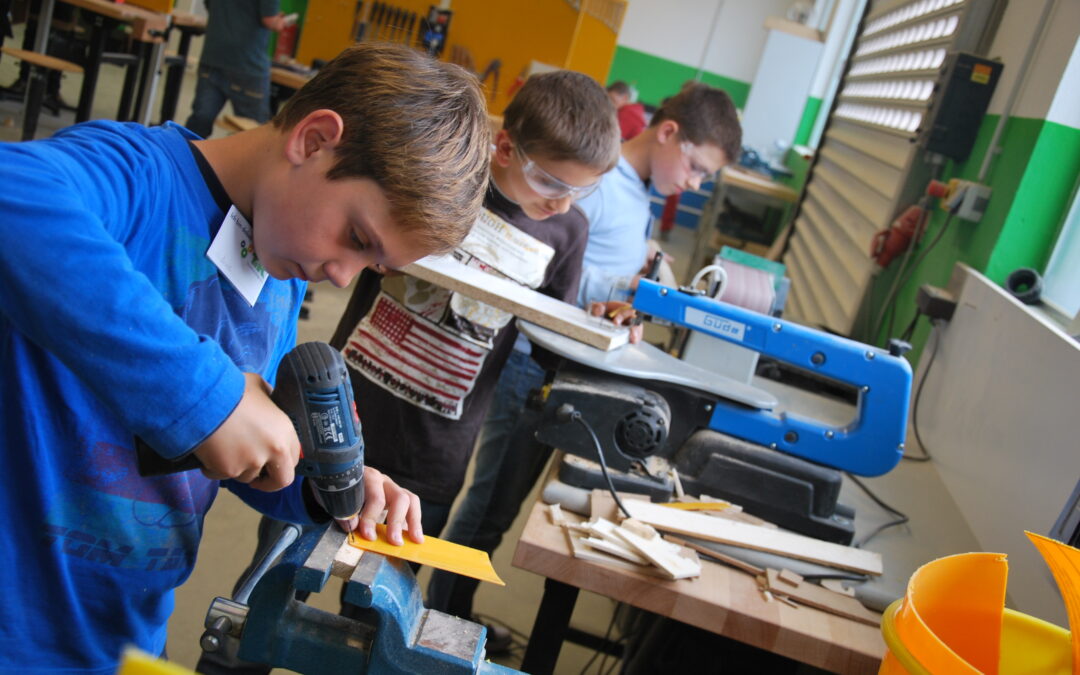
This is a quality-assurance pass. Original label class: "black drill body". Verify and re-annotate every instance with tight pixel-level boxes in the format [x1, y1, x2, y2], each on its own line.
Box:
[272, 342, 365, 520]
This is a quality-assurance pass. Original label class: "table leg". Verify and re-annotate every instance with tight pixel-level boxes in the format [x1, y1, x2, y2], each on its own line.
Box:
[158, 28, 194, 123]
[134, 40, 165, 126]
[76, 15, 108, 123]
[519, 578, 579, 675]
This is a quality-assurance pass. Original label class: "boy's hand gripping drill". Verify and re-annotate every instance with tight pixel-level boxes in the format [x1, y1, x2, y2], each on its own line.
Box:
[136, 342, 365, 520]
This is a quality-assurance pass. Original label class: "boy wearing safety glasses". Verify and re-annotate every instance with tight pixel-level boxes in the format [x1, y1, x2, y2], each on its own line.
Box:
[426, 82, 744, 635]
[326, 70, 620, 548]
[577, 81, 742, 309]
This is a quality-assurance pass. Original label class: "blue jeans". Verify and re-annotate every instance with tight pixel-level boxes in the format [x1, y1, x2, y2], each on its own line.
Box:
[185, 65, 270, 139]
[426, 349, 551, 617]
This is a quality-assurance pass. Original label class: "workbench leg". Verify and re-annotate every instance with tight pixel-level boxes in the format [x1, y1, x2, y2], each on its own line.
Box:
[520, 578, 579, 675]
[76, 16, 108, 123]
[159, 29, 194, 123]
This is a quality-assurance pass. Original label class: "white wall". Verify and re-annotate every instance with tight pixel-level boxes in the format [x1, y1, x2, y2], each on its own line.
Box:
[618, 0, 791, 83]
[1046, 33, 1080, 128]
[984, 0, 1080, 119]
[916, 264, 1080, 627]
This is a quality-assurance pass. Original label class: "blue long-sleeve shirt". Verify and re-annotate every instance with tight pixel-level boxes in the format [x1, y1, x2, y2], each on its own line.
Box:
[575, 154, 652, 308]
[0, 121, 311, 672]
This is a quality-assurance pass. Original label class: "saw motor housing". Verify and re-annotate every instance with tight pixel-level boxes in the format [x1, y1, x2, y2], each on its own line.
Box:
[535, 364, 856, 544]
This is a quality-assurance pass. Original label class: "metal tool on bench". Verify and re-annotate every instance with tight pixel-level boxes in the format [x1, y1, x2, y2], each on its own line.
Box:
[200, 523, 519, 674]
[524, 274, 912, 545]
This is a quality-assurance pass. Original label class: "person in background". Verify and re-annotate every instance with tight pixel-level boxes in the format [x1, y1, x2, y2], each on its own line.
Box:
[185, 0, 291, 138]
[429, 82, 743, 634]
[607, 80, 647, 141]
[0, 43, 490, 671]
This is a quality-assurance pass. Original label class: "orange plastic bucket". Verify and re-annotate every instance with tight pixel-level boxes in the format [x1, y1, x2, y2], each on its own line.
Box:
[878, 549, 1074, 674]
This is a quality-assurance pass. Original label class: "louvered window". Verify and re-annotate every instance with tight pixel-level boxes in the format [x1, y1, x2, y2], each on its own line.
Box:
[783, 0, 1000, 336]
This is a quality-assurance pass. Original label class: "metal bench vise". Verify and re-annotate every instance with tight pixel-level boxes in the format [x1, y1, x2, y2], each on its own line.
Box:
[200, 523, 519, 674]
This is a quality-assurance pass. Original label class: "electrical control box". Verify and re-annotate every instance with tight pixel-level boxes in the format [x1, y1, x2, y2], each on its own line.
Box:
[923, 53, 1004, 161]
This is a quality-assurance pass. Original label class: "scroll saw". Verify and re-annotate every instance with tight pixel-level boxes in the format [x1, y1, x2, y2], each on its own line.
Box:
[523, 279, 912, 545]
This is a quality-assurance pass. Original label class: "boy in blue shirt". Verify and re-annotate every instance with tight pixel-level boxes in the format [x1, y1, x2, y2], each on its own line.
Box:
[0, 43, 490, 672]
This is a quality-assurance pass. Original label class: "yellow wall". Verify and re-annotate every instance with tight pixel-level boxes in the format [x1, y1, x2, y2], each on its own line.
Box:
[295, 0, 623, 114]
[296, 0, 434, 66]
[564, 9, 620, 86]
[449, 0, 579, 114]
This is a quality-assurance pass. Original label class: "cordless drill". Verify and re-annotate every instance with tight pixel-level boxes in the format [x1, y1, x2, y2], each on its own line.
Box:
[136, 342, 365, 520]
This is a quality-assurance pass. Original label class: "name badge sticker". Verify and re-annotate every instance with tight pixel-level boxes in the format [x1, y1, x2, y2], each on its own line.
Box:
[206, 205, 268, 306]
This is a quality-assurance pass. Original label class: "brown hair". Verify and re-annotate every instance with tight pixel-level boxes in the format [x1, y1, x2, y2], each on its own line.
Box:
[273, 43, 491, 255]
[503, 70, 620, 173]
[651, 82, 742, 165]
[606, 80, 631, 97]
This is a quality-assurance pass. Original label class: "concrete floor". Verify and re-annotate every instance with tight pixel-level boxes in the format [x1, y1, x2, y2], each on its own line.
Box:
[2, 21, 983, 673]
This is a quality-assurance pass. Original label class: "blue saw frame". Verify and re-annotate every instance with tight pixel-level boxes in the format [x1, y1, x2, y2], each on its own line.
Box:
[633, 279, 912, 477]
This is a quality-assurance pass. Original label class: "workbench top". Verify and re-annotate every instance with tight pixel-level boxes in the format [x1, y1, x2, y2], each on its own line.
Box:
[511, 500, 885, 674]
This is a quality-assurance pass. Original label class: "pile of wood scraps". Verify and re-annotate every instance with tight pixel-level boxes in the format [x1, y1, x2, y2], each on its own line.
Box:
[548, 503, 702, 580]
[568, 489, 885, 627]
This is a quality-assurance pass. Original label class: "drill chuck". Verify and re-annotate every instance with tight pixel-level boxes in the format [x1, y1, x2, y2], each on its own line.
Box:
[272, 342, 365, 519]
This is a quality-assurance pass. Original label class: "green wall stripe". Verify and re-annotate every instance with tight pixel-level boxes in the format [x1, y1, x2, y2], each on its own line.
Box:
[793, 96, 822, 147]
[607, 45, 750, 108]
[866, 115, 1079, 364]
[986, 120, 1080, 283]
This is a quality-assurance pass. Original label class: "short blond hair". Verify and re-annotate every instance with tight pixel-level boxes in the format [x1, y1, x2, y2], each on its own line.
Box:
[274, 44, 491, 255]
[503, 70, 620, 173]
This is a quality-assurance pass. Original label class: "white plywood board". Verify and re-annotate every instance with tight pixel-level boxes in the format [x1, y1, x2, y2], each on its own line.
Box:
[403, 255, 629, 351]
[622, 500, 883, 576]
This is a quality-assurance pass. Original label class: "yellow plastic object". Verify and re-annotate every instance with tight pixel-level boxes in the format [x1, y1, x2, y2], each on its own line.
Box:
[348, 525, 504, 586]
[879, 536, 1078, 674]
[117, 647, 196, 675]
[660, 501, 732, 512]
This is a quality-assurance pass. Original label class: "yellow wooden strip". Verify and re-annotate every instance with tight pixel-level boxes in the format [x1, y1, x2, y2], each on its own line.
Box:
[661, 502, 731, 511]
[347, 525, 504, 586]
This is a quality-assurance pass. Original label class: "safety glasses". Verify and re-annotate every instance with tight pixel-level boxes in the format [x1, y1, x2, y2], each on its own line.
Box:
[515, 145, 601, 201]
[680, 141, 717, 182]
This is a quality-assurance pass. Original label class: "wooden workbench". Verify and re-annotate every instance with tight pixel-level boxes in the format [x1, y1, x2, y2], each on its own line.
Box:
[511, 500, 884, 674]
[689, 165, 801, 277]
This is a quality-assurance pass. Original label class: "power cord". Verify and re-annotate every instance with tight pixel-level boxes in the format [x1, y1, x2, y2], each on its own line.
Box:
[845, 473, 910, 548]
[556, 403, 633, 519]
[872, 210, 957, 344]
[903, 317, 942, 462]
[578, 603, 623, 675]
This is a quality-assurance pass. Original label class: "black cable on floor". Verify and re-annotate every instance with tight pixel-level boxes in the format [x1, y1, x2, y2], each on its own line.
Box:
[845, 472, 910, 548]
[904, 317, 941, 463]
[578, 603, 623, 675]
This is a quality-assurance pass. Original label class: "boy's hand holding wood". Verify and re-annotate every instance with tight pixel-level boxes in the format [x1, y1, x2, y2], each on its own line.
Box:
[589, 301, 644, 344]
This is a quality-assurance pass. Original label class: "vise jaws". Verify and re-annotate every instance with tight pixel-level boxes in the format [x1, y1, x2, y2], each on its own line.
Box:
[200, 523, 519, 674]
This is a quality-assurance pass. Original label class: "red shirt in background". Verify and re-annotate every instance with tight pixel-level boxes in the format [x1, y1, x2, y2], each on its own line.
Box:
[617, 102, 646, 141]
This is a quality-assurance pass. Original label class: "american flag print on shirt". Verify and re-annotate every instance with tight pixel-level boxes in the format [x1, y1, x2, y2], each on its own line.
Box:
[343, 291, 487, 419]
[342, 208, 553, 420]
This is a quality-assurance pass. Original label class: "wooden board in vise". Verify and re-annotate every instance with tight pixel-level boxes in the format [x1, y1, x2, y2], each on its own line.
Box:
[403, 255, 630, 351]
